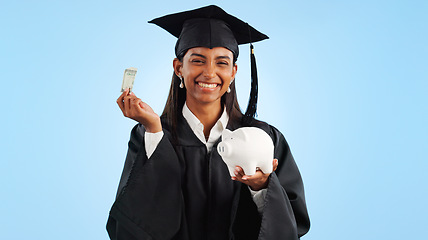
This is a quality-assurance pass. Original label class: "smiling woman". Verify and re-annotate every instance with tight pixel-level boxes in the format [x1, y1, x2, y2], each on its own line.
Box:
[108, 5, 310, 240]
[173, 47, 237, 137]
[176, 47, 236, 104]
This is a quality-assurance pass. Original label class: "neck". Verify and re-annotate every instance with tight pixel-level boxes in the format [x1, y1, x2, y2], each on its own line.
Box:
[186, 100, 223, 137]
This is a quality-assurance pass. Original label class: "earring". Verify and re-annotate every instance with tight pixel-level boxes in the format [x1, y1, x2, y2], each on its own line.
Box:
[227, 78, 234, 93]
[178, 75, 184, 88]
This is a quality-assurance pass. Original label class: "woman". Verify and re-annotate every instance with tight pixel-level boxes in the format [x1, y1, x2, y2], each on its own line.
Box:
[107, 5, 310, 240]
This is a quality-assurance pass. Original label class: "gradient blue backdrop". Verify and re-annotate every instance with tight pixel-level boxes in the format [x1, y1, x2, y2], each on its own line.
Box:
[1, 0, 427, 239]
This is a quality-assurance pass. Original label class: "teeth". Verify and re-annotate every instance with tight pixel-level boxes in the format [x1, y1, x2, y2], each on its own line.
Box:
[198, 82, 218, 88]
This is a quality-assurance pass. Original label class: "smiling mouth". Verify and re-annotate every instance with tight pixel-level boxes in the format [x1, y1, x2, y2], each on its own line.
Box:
[197, 82, 220, 89]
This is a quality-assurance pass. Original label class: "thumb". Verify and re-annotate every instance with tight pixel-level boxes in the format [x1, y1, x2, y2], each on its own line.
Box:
[273, 159, 278, 171]
[138, 101, 144, 108]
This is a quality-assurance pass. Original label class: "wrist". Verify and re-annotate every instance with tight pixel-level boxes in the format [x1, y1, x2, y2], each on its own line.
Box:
[145, 120, 162, 133]
[249, 185, 266, 191]
[249, 179, 269, 191]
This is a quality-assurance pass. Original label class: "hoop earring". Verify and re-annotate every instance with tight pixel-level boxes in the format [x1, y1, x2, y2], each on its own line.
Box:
[178, 75, 184, 88]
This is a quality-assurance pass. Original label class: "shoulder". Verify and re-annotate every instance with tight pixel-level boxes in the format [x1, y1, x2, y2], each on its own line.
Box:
[249, 121, 296, 173]
[160, 115, 174, 133]
[245, 119, 288, 147]
[128, 123, 146, 147]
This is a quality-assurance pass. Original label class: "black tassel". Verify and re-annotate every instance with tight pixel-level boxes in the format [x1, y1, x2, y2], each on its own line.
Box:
[244, 43, 258, 121]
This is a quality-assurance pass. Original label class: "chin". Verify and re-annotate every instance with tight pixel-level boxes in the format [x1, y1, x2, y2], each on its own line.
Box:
[195, 95, 222, 105]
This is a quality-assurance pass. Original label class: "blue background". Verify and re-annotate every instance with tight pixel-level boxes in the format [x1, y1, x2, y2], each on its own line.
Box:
[1, 0, 427, 239]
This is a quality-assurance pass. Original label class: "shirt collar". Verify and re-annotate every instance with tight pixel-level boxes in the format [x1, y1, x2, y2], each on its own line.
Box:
[217, 106, 229, 130]
[182, 102, 229, 133]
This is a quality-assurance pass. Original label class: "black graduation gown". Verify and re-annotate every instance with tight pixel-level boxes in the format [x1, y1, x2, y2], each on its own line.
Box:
[106, 115, 310, 240]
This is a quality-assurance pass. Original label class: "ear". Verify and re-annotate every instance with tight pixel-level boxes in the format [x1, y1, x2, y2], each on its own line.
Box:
[234, 128, 248, 141]
[231, 63, 238, 80]
[173, 58, 183, 77]
[221, 129, 232, 141]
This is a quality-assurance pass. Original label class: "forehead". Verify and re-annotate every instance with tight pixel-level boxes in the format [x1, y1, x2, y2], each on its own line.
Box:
[185, 47, 234, 58]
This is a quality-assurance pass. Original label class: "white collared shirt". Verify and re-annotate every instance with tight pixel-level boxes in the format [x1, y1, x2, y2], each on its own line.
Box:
[182, 102, 228, 152]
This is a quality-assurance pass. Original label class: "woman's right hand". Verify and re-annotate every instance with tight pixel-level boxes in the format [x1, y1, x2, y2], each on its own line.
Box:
[116, 89, 162, 133]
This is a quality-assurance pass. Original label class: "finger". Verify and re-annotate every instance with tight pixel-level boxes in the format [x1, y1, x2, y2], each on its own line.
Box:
[117, 90, 127, 103]
[131, 98, 143, 113]
[135, 98, 143, 106]
[273, 159, 279, 172]
[233, 178, 247, 185]
[117, 98, 125, 114]
[255, 167, 264, 174]
[244, 171, 263, 181]
[241, 169, 259, 180]
[116, 90, 129, 112]
[123, 95, 130, 113]
[233, 167, 247, 182]
[238, 168, 253, 181]
[116, 89, 128, 103]
[136, 100, 150, 115]
[124, 94, 138, 112]
[234, 166, 245, 179]
[233, 176, 249, 184]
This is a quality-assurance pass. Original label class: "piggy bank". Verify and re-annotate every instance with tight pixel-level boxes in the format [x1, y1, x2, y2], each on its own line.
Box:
[217, 127, 274, 177]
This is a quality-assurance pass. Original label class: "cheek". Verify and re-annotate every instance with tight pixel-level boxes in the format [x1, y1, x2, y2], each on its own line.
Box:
[224, 67, 236, 78]
[182, 67, 201, 80]
[221, 74, 234, 85]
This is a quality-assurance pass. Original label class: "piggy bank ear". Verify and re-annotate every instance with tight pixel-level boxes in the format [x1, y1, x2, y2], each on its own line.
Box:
[221, 129, 232, 141]
[234, 128, 248, 141]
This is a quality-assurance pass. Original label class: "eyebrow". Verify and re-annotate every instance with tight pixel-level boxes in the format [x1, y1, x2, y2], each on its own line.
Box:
[190, 53, 206, 58]
[190, 53, 231, 60]
[216, 56, 231, 60]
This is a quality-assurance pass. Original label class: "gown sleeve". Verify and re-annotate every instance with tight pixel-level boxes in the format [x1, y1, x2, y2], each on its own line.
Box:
[257, 126, 310, 239]
[144, 131, 164, 159]
[106, 124, 184, 240]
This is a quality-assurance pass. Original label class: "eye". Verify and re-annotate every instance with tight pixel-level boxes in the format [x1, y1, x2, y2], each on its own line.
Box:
[191, 59, 204, 64]
[218, 61, 229, 66]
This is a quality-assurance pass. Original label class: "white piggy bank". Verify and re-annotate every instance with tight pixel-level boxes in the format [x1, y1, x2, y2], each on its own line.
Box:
[217, 127, 274, 177]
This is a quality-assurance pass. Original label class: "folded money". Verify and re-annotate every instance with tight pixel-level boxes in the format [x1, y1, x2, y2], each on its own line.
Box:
[121, 67, 138, 92]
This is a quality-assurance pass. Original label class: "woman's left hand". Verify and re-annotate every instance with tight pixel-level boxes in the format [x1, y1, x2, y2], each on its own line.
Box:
[232, 159, 279, 191]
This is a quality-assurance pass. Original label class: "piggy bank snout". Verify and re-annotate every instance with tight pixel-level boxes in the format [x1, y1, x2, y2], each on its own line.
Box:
[217, 142, 232, 157]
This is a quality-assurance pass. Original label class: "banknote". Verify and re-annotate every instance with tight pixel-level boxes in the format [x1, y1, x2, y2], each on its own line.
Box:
[121, 67, 138, 92]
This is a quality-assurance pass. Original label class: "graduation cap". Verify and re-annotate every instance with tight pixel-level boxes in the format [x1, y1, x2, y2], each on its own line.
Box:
[149, 5, 269, 119]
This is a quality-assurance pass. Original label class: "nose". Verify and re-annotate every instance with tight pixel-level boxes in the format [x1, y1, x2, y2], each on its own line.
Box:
[217, 142, 231, 157]
[203, 62, 216, 79]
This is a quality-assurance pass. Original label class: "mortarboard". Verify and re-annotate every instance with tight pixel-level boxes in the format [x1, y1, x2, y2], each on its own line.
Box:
[149, 5, 269, 119]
